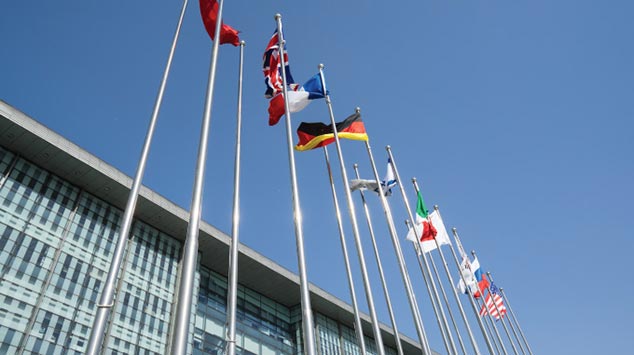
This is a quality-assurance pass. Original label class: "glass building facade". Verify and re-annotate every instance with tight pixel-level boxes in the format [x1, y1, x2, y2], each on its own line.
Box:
[0, 128, 410, 355]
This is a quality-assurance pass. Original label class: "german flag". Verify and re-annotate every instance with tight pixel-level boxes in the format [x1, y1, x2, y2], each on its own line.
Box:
[295, 112, 369, 151]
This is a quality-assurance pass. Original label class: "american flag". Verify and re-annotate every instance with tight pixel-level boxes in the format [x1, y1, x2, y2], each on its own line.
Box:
[479, 283, 507, 320]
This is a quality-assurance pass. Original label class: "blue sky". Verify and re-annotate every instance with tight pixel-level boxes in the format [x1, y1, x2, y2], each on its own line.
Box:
[2, 1, 633, 354]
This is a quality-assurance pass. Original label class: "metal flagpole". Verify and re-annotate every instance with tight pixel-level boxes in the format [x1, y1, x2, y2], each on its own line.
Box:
[432, 206, 482, 355]
[361, 130, 432, 355]
[386, 147, 457, 355]
[478, 292, 508, 354]
[275, 14, 317, 355]
[318, 66, 385, 355]
[486, 273, 526, 355]
[499, 287, 534, 355]
[322, 148, 368, 354]
[471, 251, 518, 355]
[225, 40, 245, 355]
[450, 228, 497, 355]
[405, 220, 453, 355]
[86, 1, 189, 354]
[477, 295, 503, 355]
[353, 164, 405, 355]
[420, 234, 467, 354]
[469, 255, 507, 355]
[170, 0, 228, 352]
[482, 288, 518, 355]
[410, 182, 467, 355]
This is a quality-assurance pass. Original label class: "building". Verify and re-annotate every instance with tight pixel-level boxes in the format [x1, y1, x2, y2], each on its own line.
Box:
[0, 100, 432, 354]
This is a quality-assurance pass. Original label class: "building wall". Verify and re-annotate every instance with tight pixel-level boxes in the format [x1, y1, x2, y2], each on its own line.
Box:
[0, 145, 399, 355]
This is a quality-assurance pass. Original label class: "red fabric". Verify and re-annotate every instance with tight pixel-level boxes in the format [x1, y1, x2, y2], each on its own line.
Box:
[199, 0, 240, 46]
[268, 94, 285, 126]
[419, 220, 438, 242]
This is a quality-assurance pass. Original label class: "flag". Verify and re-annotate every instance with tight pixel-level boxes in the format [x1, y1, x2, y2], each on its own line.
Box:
[349, 179, 378, 192]
[479, 284, 507, 320]
[295, 112, 367, 151]
[411, 191, 437, 242]
[199, 0, 240, 46]
[349, 159, 396, 196]
[262, 29, 294, 98]
[456, 256, 489, 298]
[378, 159, 397, 196]
[406, 210, 450, 253]
[268, 74, 326, 126]
[456, 256, 479, 296]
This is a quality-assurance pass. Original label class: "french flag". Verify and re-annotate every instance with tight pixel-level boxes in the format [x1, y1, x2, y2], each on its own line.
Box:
[268, 74, 326, 126]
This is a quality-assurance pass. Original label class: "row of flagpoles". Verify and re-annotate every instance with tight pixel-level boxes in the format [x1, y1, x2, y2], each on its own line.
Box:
[83, 1, 534, 355]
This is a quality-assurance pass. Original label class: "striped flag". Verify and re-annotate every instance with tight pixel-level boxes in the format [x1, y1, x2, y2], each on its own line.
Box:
[479, 283, 507, 320]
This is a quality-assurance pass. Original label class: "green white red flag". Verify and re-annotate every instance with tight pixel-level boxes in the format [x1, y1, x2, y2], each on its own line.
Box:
[406, 210, 449, 253]
[414, 191, 437, 241]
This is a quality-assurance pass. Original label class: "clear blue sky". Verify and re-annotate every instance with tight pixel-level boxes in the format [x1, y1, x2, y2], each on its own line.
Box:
[2, 1, 633, 354]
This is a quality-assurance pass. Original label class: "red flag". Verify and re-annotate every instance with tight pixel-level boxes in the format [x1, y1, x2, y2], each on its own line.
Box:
[199, 0, 240, 46]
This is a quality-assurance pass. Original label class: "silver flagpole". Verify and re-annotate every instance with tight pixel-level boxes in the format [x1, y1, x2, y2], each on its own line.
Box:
[470, 253, 507, 355]
[318, 66, 385, 355]
[410, 182, 467, 355]
[322, 148, 368, 354]
[432, 206, 482, 355]
[86, 1, 189, 354]
[170, 0, 228, 352]
[450, 228, 497, 355]
[472, 252, 518, 355]
[482, 287, 517, 355]
[386, 148, 457, 355]
[361, 130, 432, 355]
[486, 273, 526, 355]
[225, 40, 245, 355]
[499, 287, 534, 355]
[477, 295, 504, 355]
[353, 163, 405, 355]
[275, 14, 317, 355]
[405, 220, 453, 355]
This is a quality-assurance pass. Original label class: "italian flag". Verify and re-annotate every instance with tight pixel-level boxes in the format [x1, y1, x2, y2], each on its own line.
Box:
[415, 191, 437, 242]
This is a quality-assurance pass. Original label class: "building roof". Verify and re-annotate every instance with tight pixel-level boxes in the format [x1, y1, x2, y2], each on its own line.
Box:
[0, 100, 427, 353]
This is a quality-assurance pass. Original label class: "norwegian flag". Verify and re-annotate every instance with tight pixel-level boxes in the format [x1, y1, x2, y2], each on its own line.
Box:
[262, 29, 295, 98]
[479, 283, 507, 320]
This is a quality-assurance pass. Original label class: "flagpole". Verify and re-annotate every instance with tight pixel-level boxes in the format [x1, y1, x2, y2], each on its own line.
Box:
[225, 40, 245, 355]
[498, 286, 534, 355]
[488, 273, 532, 355]
[477, 294, 504, 355]
[360, 128, 432, 355]
[385, 147, 457, 355]
[481, 287, 518, 355]
[450, 228, 497, 355]
[477, 288, 508, 355]
[170, 0, 228, 352]
[322, 147, 368, 354]
[486, 273, 526, 355]
[410, 182, 467, 355]
[468, 253, 507, 355]
[85, 1, 188, 354]
[318, 66, 385, 355]
[275, 14, 317, 355]
[471, 252, 519, 355]
[431, 205, 482, 355]
[405, 220, 453, 355]
[353, 163, 405, 355]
